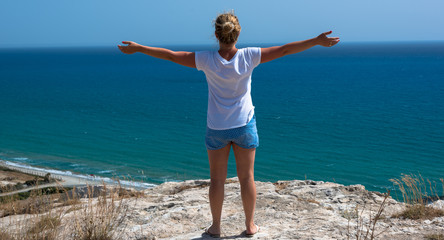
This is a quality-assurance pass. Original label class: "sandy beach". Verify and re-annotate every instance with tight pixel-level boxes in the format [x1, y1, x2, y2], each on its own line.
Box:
[0, 159, 115, 185]
[0, 159, 148, 197]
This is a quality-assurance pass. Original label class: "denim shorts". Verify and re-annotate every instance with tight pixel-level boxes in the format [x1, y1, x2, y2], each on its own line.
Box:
[205, 115, 259, 150]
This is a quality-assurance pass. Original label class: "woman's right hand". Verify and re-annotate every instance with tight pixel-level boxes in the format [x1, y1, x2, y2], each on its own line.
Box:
[316, 31, 340, 47]
[118, 41, 141, 54]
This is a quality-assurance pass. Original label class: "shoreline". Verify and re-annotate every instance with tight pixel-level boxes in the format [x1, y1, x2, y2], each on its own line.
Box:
[2, 158, 443, 199]
[0, 159, 156, 191]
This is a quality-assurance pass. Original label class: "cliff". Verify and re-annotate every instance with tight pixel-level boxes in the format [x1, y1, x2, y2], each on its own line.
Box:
[121, 177, 443, 239]
[1, 177, 443, 239]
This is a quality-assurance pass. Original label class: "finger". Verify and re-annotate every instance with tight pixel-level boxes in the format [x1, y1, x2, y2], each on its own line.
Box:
[329, 37, 340, 40]
[121, 41, 131, 45]
[330, 40, 340, 46]
[323, 31, 333, 36]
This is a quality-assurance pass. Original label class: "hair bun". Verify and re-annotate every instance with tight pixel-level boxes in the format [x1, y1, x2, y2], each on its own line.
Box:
[214, 11, 241, 45]
[222, 22, 235, 34]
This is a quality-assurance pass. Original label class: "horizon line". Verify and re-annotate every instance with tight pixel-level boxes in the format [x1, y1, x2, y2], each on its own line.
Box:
[1, 40, 444, 50]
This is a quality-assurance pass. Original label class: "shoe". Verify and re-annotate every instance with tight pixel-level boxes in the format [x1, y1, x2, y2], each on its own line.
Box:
[204, 225, 220, 238]
[245, 224, 260, 238]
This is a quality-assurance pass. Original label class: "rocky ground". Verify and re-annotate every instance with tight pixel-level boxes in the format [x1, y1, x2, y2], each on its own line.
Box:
[118, 177, 444, 239]
[1, 177, 443, 239]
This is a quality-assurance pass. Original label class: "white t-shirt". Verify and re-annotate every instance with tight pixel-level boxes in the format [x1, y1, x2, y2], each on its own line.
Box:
[195, 47, 261, 130]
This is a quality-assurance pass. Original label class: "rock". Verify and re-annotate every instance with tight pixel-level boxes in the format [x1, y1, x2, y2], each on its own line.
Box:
[59, 185, 105, 201]
[429, 199, 444, 210]
[2, 177, 443, 240]
[104, 177, 441, 239]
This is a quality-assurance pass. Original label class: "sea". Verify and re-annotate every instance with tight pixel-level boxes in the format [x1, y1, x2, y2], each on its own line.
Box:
[1, 42, 443, 195]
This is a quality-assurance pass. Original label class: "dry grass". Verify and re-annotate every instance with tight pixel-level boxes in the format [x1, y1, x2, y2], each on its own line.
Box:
[390, 174, 442, 205]
[0, 188, 65, 240]
[425, 233, 444, 240]
[346, 190, 391, 240]
[390, 174, 444, 220]
[0, 186, 63, 217]
[27, 214, 62, 239]
[0, 231, 13, 240]
[391, 204, 444, 220]
[0, 181, 143, 240]
[68, 184, 131, 240]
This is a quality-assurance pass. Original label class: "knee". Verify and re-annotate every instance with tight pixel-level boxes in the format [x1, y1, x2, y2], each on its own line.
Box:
[210, 177, 226, 186]
[237, 173, 254, 185]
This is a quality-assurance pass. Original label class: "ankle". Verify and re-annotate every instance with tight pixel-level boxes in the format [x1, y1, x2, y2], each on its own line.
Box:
[245, 222, 258, 234]
[245, 221, 255, 229]
[209, 224, 221, 234]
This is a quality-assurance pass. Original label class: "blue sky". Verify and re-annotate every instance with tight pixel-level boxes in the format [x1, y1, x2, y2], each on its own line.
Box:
[1, 0, 443, 48]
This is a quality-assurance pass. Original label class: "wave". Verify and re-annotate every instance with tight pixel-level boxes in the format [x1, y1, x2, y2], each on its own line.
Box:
[0, 160, 156, 189]
[70, 163, 84, 167]
[97, 170, 115, 174]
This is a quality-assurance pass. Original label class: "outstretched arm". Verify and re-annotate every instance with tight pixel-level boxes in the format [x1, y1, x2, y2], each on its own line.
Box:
[118, 41, 196, 68]
[260, 31, 340, 64]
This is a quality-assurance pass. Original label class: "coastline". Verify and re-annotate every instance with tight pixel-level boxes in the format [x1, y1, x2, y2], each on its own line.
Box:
[0, 159, 156, 192]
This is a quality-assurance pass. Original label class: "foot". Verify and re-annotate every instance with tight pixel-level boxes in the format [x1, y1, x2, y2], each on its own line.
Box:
[205, 225, 221, 238]
[245, 224, 260, 237]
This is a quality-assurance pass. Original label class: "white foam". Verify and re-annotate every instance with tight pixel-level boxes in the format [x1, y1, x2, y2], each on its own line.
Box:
[70, 163, 83, 167]
[13, 157, 28, 161]
[97, 170, 115, 174]
[118, 179, 157, 188]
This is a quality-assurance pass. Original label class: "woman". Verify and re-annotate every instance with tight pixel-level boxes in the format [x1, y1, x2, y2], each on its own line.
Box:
[118, 11, 339, 238]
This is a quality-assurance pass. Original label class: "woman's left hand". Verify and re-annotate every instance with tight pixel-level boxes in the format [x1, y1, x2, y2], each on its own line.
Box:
[316, 31, 340, 47]
[118, 41, 141, 54]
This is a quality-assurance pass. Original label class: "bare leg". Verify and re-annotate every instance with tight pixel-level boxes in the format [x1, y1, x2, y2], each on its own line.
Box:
[207, 143, 231, 235]
[232, 144, 258, 235]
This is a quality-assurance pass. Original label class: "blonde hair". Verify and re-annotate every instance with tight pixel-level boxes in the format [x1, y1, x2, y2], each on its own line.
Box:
[214, 11, 241, 45]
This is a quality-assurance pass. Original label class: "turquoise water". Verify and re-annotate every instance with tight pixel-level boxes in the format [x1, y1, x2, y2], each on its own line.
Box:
[1, 42, 443, 193]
